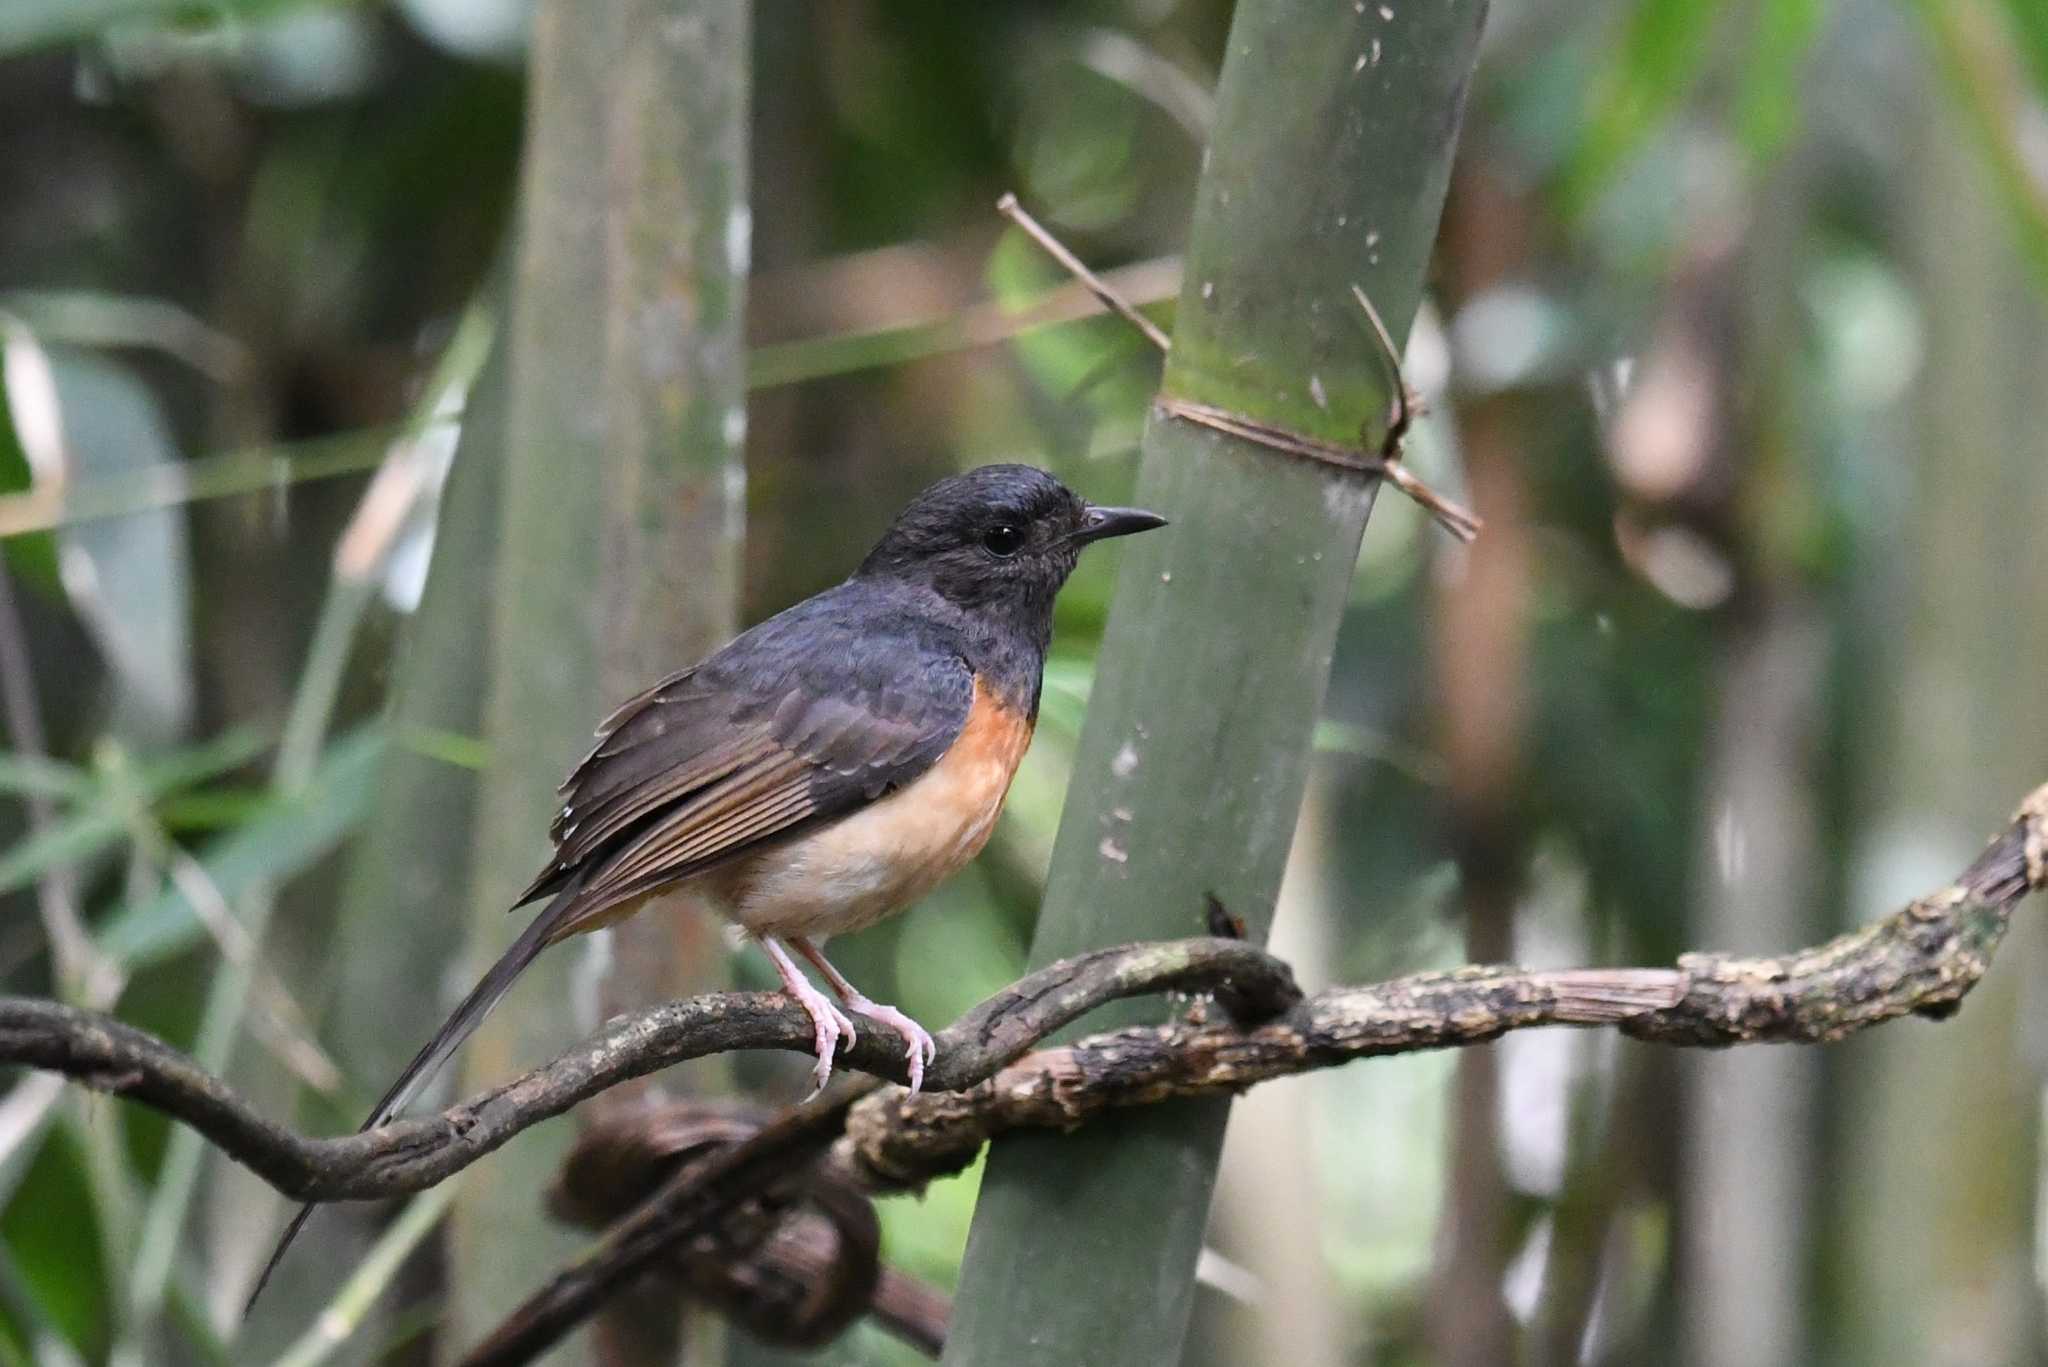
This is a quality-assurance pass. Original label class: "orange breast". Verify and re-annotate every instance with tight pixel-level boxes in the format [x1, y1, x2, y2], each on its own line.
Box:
[704, 679, 1032, 939]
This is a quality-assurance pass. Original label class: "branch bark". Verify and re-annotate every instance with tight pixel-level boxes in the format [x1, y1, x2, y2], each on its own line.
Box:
[0, 781, 2041, 1360]
[0, 938, 1296, 1204]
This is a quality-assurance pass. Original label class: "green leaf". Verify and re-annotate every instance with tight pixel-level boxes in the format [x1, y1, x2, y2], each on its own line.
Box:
[97, 727, 386, 968]
[42, 346, 194, 742]
[0, 0, 326, 58]
[2004, 0, 2048, 94]
[0, 727, 265, 914]
[1734, 0, 1826, 164]
[1558, 0, 1729, 216]
[126, 725, 270, 795]
[0, 324, 61, 592]
[392, 724, 491, 772]
[0, 808, 127, 899]
[0, 754, 90, 801]
[0, 1129, 105, 1362]
[151, 788, 270, 831]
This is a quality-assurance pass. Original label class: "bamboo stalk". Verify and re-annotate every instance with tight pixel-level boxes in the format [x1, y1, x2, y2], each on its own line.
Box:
[939, 3, 1491, 1363]
[447, 3, 749, 1360]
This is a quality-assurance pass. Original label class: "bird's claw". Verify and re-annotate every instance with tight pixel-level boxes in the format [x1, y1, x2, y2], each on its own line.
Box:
[787, 978, 858, 1100]
[845, 996, 936, 1093]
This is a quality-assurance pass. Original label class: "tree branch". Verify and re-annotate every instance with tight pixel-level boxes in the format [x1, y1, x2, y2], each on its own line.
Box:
[1, 784, 2042, 1362]
[843, 782, 2044, 1187]
[0, 937, 1296, 1203]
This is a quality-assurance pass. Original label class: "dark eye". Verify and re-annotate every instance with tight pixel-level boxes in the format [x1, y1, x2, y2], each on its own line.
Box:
[981, 524, 1024, 557]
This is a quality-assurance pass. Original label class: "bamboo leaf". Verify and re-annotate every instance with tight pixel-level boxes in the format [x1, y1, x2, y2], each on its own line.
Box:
[1734, 0, 1827, 164]
[0, 727, 271, 897]
[96, 727, 386, 969]
[0, 0, 319, 58]
[1559, 0, 1727, 215]
[0, 809, 125, 900]
[126, 726, 270, 795]
[0, 755, 89, 801]
[2002, 0, 2048, 92]
[0, 1130, 105, 1362]
[39, 345, 195, 741]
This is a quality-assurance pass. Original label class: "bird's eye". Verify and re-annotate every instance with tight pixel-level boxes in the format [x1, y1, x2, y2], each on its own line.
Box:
[981, 524, 1024, 557]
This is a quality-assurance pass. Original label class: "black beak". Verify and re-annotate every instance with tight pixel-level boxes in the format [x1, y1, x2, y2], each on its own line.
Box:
[1073, 504, 1168, 546]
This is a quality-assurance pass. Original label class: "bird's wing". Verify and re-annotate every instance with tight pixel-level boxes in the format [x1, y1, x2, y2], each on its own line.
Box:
[520, 602, 976, 938]
[247, 596, 976, 1309]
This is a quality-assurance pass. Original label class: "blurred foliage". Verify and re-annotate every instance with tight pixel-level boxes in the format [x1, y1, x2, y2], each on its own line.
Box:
[0, 0, 2042, 1364]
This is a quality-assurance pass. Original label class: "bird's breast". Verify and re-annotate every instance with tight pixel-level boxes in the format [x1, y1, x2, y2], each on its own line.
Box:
[704, 678, 1032, 938]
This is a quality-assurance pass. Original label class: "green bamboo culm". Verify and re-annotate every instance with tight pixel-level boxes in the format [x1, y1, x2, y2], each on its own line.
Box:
[449, 0, 749, 1357]
[940, 4, 1490, 1365]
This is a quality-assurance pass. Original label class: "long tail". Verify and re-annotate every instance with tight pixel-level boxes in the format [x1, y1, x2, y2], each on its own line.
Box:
[244, 884, 580, 1311]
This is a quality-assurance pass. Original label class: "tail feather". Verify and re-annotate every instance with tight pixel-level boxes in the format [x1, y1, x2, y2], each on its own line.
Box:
[244, 885, 580, 1312]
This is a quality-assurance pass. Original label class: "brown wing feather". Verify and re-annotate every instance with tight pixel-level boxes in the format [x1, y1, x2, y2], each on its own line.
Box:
[540, 745, 819, 941]
[524, 680, 969, 935]
[550, 731, 781, 867]
[517, 611, 978, 930]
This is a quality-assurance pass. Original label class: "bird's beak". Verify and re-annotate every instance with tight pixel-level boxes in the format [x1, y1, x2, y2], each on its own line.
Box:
[1072, 504, 1168, 545]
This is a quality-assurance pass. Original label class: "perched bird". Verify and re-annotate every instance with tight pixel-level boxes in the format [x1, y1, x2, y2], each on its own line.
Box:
[251, 463, 1163, 1303]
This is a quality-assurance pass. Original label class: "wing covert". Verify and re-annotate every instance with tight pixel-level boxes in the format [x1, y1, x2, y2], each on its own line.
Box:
[516, 595, 975, 926]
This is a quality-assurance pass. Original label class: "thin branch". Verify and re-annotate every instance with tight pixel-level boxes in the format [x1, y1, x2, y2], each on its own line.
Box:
[0, 559, 118, 1007]
[995, 194, 1174, 353]
[544, 1099, 952, 1357]
[457, 1085, 876, 1366]
[1349, 282, 1422, 457]
[1156, 396, 1482, 540]
[4, 786, 2043, 1204]
[839, 966, 1681, 1189]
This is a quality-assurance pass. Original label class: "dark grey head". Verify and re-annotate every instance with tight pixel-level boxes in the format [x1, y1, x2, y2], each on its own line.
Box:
[855, 464, 1165, 629]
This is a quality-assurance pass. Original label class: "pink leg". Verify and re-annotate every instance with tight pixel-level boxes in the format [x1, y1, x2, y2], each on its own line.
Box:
[795, 937, 937, 1093]
[758, 935, 857, 1098]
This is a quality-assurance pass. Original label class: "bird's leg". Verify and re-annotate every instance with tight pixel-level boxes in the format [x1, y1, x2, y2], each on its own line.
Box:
[758, 934, 857, 1098]
[794, 936, 937, 1093]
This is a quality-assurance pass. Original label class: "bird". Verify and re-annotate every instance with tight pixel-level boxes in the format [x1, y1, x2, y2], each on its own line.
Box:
[249, 463, 1164, 1305]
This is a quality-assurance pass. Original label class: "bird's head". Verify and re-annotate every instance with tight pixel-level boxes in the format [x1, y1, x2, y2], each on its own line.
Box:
[855, 464, 1165, 624]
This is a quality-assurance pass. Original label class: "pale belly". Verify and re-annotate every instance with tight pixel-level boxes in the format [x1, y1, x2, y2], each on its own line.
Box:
[695, 697, 1031, 939]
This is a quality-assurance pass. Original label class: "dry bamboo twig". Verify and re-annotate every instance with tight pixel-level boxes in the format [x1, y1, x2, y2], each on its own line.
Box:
[996, 194, 1175, 353]
[1154, 396, 1483, 540]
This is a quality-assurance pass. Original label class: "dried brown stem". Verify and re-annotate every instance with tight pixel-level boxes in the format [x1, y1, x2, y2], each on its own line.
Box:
[1156, 395, 1482, 541]
[995, 193, 1174, 353]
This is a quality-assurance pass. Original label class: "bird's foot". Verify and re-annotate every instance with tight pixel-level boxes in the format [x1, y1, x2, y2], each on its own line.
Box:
[785, 972, 858, 1099]
[842, 995, 937, 1093]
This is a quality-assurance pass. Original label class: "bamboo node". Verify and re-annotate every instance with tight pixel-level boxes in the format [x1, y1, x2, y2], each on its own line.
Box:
[995, 191, 1483, 542]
